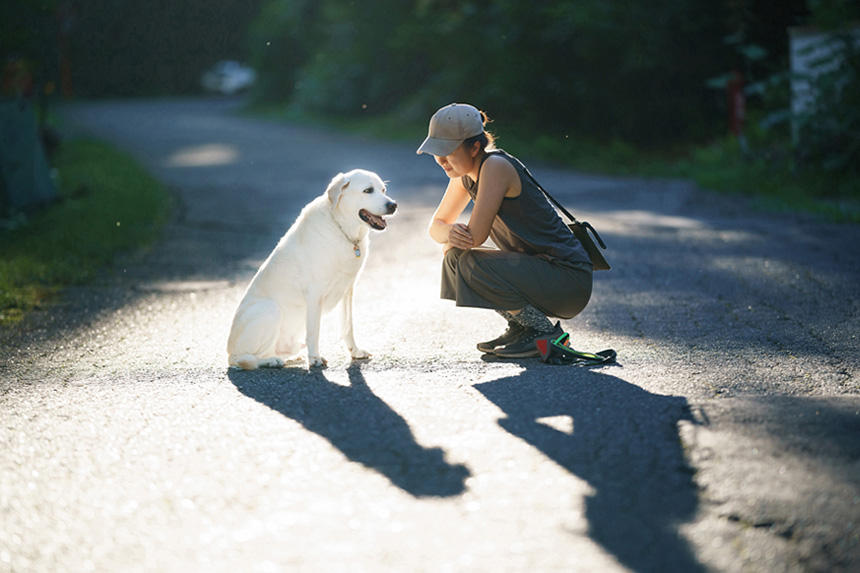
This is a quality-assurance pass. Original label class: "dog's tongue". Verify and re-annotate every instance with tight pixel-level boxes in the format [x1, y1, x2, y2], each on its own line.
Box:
[360, 209, 387, 230]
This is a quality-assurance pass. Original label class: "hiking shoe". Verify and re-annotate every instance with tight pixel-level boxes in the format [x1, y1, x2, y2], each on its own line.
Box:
[477, 321, 526, 353]
[493, 322, 564, 359]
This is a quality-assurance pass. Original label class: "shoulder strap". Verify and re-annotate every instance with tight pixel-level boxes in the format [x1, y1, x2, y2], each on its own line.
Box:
[500, 151, 577, 222]
[502, 151, 608, 250]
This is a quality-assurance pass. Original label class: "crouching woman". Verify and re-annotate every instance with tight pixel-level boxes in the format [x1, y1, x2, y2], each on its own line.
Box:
[417, 103, 593, 358]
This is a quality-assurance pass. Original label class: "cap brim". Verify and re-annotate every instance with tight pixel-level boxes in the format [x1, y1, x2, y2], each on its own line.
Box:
[416, 136, 462, 156]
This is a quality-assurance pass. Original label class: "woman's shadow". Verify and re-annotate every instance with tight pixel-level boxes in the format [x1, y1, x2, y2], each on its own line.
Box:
[475, 366, 705, 573]
[227, 363, 470, 498]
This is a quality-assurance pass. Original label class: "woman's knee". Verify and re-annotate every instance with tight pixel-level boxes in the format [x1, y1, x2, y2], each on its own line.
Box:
[443, 247, 467, 271]
[454, 249, 486, 280]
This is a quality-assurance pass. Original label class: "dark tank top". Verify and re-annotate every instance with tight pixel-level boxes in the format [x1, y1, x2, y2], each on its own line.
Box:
[461, 149, 591, 267]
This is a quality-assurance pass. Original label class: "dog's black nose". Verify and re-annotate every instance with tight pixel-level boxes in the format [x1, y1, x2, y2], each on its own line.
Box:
[386, 201, 397, 214]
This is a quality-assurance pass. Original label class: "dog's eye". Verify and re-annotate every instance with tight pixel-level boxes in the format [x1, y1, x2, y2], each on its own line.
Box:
[363, 187, 374, 194]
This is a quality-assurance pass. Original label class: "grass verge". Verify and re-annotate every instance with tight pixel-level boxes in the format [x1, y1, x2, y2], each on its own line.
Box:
[670, 138, 859, 223]
[0, 138, 173, 326]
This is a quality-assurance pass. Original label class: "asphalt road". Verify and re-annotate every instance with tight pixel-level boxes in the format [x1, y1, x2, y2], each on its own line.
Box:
[2, 98, 859, 572]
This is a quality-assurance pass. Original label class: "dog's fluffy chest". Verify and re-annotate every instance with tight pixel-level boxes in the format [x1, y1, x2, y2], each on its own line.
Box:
[250, 209, 368, 307]
[304, 229, 367, 310]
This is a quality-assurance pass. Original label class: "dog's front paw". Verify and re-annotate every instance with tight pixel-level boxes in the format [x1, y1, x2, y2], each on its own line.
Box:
[350, 348, 371, 360]
[308, 355, 328, 369]
[259, 357, 285, 368]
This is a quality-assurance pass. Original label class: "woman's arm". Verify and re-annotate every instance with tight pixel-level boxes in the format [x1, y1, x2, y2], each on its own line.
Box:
[467, 156, 519, 246]
[429, 178, 473, 247]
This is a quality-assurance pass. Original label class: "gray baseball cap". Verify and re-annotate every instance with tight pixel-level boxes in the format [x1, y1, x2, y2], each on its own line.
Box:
[416, 103, 484, 156]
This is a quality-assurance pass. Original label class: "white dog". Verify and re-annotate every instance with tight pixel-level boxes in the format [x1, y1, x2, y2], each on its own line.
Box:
[227, 169, 396, 369]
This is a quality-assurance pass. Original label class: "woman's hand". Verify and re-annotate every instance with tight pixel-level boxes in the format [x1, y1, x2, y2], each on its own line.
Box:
[429, 179, 471, 245]
[447, 223, 474, 250]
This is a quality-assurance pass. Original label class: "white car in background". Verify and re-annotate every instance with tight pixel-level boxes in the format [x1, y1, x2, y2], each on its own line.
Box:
[201, 61, 256, 95]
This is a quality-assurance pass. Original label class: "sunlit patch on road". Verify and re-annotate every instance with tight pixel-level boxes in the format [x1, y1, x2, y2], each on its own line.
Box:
[166, 143, 239, 167]
[536, 415, 575, 435]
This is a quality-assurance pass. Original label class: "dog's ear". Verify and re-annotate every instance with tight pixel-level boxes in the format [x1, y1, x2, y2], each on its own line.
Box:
[326, 172, 350, 206]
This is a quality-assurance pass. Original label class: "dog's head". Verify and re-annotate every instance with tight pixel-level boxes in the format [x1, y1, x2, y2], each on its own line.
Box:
[326, 169, 397, 231]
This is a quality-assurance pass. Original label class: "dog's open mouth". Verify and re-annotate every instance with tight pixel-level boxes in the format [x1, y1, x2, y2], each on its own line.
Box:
[359, 209, 387, 230]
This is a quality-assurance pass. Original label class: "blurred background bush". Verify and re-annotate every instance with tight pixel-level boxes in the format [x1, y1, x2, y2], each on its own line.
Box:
[3, 0, 858, 213]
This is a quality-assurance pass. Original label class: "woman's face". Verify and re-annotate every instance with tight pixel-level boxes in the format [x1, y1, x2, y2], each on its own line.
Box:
[434, 143, 478, 179]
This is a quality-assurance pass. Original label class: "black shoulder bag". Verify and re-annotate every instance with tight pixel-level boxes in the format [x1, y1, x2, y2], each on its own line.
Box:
[508, 154, 611, 271]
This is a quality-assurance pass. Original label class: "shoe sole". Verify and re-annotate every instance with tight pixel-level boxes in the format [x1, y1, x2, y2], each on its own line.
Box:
[491, 349, 541, 359]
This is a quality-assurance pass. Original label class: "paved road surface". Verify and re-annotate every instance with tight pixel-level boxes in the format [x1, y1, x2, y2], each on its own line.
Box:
[2, 98, 859, 572]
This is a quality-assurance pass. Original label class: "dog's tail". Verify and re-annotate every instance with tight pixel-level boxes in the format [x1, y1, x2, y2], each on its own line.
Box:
[229, 354, 259, 370]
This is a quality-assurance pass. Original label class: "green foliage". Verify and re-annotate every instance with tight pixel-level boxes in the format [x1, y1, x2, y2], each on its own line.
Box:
[66, 0, 263, 96]
[807, 0, 860, 28]
[248, 0, 320, 103]
[691, 2, 859, 217]
[673, 135, 859, 222]
[0, 139, 172, 325]
[0, 0, 59, 90]
[248, 0, 734, 145]
[793, 30, 860, 178]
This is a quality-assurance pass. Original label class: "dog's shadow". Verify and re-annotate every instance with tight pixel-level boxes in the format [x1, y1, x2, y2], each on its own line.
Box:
[227, 363, 470, 498]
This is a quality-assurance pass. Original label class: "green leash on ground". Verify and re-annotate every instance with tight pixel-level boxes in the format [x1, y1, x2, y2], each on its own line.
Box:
[536, 332, 617, 366]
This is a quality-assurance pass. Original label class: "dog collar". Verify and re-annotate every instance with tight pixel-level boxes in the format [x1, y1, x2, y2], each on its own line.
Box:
[333, 220, 362, 257]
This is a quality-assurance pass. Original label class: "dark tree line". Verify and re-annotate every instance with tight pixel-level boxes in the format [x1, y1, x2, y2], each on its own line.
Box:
[4, 0, 856, 161]
[246, 0, 813, 145]
[2, 0, 263, 98]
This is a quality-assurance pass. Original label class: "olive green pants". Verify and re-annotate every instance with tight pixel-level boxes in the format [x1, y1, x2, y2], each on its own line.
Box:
[441, 248, 592, 319]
